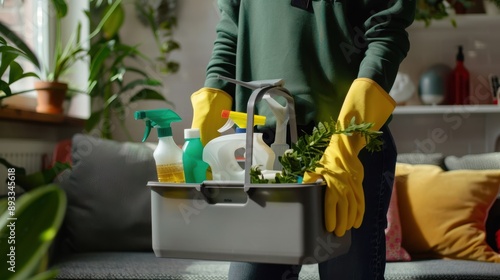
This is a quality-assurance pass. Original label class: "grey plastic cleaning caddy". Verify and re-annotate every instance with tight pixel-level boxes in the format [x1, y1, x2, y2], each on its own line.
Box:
[149, 78, 351, 265]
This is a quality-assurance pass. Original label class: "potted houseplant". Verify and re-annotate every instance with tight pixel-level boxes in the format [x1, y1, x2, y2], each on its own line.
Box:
[32, 0, 79, 115]
[0, 0, 121, 114]
[85, 0, 179, 140]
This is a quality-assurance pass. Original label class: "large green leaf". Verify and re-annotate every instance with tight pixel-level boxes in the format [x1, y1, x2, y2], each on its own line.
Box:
[0, 22, 40, 69]
[88, 0, 123, 39]
[8, 61, 24, 84]
[0, 80, 12, 98]
[0, 157, 69, 192]
[102, 2, 124, 39]
[14, 162, 71, 192]
[120, 66, 150, 78]
[51, 0, 68, 18]
[120, 78, 162, 93]
[0, 158, 25, 176]
[129, 88, 170, 103]
[0, 47, 19, 78]
[0, 185, 67, 280]
[85, 109, 104, 132]
[88, 41, 113, 82]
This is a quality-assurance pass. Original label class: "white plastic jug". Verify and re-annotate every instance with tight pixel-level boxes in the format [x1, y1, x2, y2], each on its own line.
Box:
[203, 133, 275, 182]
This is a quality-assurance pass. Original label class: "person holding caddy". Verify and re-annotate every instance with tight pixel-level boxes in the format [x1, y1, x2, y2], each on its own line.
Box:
[190, 0, 415, 279]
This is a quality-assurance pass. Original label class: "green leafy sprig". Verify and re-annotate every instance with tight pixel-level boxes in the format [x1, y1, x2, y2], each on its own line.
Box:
[250, 117, 383, 184]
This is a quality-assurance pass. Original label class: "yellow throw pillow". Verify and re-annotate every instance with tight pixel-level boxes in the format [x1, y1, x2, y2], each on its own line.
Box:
[395, 163, 500, 263]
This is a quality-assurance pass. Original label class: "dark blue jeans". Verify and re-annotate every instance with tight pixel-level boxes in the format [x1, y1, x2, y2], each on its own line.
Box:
[228, 125, 397, 280]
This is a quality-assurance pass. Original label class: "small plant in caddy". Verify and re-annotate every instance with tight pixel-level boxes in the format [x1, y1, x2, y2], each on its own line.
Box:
[250, 117, 383, 184]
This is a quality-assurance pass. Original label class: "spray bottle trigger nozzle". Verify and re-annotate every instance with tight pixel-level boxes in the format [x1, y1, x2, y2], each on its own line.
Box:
[218, 118, 235, 133]
[142, 120, 153, 142]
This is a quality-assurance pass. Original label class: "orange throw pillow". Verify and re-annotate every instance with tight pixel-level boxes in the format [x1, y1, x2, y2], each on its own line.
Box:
[395, 163, 500, 263]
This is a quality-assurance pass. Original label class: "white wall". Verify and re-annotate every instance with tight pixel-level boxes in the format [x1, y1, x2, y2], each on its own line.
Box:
[114, 3, 500, 156]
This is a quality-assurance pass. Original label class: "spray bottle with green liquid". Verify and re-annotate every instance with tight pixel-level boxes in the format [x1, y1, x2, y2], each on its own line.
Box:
[135, 109, 185, 183]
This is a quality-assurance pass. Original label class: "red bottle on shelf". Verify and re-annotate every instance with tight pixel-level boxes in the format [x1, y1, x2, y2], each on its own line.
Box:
[448, 46, 470, 105]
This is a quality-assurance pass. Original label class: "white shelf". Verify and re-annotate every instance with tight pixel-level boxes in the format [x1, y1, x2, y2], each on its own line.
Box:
[393, 105, 500, 115]
[410, 14, 500, 29]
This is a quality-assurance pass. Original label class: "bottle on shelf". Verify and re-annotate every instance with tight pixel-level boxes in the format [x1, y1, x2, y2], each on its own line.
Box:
[448, 45, 470, 105]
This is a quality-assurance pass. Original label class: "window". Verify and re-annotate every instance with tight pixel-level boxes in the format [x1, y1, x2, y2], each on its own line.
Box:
[1, 0, 39, 109]
[1, 0, 90, 118]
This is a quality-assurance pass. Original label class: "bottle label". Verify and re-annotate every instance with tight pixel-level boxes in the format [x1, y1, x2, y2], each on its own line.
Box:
[156, 163, 185, 183]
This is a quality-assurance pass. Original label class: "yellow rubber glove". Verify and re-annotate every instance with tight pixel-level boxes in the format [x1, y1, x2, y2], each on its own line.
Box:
[303, 78, 396, 237]
[191, 87, 233, 146]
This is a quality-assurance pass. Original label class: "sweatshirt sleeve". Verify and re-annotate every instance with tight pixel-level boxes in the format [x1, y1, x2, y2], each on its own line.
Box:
[203, 0, 240, 95]
[357, 0, 415, 92]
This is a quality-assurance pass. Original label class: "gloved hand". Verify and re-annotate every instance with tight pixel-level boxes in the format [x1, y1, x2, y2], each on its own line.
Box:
[191, 87, 232, 146]
[303, 78, 396, 237]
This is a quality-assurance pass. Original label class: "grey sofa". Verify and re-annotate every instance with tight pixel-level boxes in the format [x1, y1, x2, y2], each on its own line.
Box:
[49, 134, 500, 279]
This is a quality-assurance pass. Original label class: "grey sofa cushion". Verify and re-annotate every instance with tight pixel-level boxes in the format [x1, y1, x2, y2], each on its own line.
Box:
[384, 259, 500, 280]
[396, 153, 445, 167]
[53, 252, 230, 280]
[58, 134, 157, 252]
[444, 153, 500, 170]
[51, 252, 500, 280]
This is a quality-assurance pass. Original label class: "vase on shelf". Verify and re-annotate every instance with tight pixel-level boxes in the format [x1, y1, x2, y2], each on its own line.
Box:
[390, 72, 416, 105]
[418, 64, 452, 105]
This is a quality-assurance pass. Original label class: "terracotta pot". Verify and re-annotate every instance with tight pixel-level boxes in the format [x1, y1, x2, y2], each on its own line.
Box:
[35, 81, 68, 114]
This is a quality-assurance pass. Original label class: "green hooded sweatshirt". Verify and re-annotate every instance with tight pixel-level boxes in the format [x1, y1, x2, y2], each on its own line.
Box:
[204, 0, 415, 127]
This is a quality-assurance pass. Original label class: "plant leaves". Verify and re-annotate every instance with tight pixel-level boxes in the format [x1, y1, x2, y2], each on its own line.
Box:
[0, 185, 66, 280]
[51, 0, 68, 18]
[0, 80, 12, 98]
[89, 0, 123, 39]
[0, 46, 18, 77]
[259, 118, 383, 184]
[8, 61, 24, 84]
[85, 109, 103, 132]
[102, 2, 124, 39]
[120, 78, 162, 93]
[88, 42, 113, 84]
[14, 162, 71, 192]
[129, 88, 170, 103]
[0, 22, 40, 68]
[161, 39, 180, 53]
[0, 157, 26, 176]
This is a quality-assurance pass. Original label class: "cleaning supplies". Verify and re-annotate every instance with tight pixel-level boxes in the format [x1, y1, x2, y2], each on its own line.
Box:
[135, 109, 185, 183]
[217, 110, 267, 133]
[203, 111, 275, 182]
[262, 94, 289, 170]
[182, 128, 209, 183]
[448, 45, 470, 105]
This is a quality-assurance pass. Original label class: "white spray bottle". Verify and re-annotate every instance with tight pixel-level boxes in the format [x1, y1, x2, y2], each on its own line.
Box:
[135, 109, 185, 183]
